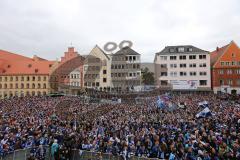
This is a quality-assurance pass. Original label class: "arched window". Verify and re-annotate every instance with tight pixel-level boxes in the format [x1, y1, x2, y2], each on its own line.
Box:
[38, 83, 41, 89]
[21, 83, 24, 89]
[43, 83, 46, 89]
[32, 91, 35, 96]
[32, 83, 35, 89]
[4, 84, 7, 89]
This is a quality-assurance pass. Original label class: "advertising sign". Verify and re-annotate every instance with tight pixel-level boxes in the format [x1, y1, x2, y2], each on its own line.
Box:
[170, 80, 198, 90]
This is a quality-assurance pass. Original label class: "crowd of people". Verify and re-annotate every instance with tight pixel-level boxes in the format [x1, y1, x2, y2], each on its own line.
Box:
[0, 92, 240, 159]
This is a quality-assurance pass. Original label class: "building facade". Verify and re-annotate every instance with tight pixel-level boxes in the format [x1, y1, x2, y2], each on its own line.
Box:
[0, 50, 54, 99]
[210, 41, 240, 94]
[154, 45, 211, 91]
[83, 45, 112, 91]
[110, 47, 141, 92]
[49, 47, 85, 95]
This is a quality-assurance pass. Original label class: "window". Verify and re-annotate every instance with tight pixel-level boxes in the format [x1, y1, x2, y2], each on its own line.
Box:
[21, 83, 24, 89]
[0, 84, 1, 89]
[160, 56, 167, 60]
[160, 64, 167, 68]
[232, 53, 235, 57]
[180, 64, 186, 68]
[170, 56, 177, 60]
[96, 82, 99, 87]
[5, 77, 7, 81]
[190, 72, 196, 76]
[160, 80, 168, 86]
[189, 55, 196, 59]
[199, 80, 207, 86]
[32, 76, 35, 81]
[15, 83, 18, 89]
[170, 64, 177, 68]
[38, 84, 41, 89]
[236, 69, 240, 74]
[0, 77, 1, 82]
[43, 77, 47, 81]
[10, 77, 13, 81]
[27, 76, 30, 81]
[220, 62, 225, 66]
[199, 72, 207, 76]
[169, 48, 175, 53]
[10, 84, 13, 89]
[219, 79, 224, 85]
[199, 55, 206, 59]
[21, 76, 24, 81]
[188, 48, 193, 52]
[178, 47, 184, 52]
[227, 70, 232, 74]
[232, 61, 236, 66]
[170, 72, 177, 77]
[32, 83, 35, 89]
[43, 83, 46, 89]
[199, 63, 207, 67]
[103, 78, 107, 83]
[225, 62, 230, 66]
[238, 61, 240, 66]
[161, 72, 168, 76]
[180, 72, 187, 76]
[189, 63, 196, 68]
[228, 79, 233, 85]
[179, 55, 186, 60]
[16, 77, 18, 81]
[218, 70, 224, 74]
[4, 84, 7, 89]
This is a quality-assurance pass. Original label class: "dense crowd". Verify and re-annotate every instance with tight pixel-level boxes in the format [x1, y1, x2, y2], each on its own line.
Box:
[0, 93, 240, 160]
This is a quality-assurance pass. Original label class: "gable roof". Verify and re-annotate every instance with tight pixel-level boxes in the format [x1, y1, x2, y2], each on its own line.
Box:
[114, 47, 140, 55]
[210, 44, 229, 66]
[88, 45, 110, 60]
[156, 45, 208, 55]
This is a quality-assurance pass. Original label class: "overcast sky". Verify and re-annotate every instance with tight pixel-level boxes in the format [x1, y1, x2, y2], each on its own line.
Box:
[0, 0, 239, 62]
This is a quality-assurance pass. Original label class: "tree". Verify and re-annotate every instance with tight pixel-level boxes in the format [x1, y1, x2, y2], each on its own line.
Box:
[141, 67, 155, 85]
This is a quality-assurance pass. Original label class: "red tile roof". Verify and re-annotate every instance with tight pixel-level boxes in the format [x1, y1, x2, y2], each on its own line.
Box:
[0, 49, 54, 75]
[210, 44, 229, 66]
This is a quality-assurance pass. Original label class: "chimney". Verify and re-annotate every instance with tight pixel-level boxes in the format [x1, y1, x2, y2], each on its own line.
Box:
[216, 47, 219, 52]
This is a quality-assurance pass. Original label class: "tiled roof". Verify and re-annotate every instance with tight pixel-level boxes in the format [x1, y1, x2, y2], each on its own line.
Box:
[114, 47, 140, 55]
[156, 45, 208, 55]
[0, 49, 54, 75]
[210, 44, 229, 66]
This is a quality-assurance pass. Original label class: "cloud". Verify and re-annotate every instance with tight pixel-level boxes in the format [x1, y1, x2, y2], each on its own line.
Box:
[0, 0, 239, 62]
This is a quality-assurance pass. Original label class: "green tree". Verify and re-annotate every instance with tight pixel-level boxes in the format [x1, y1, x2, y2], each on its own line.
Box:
[141, 67, 155, 85]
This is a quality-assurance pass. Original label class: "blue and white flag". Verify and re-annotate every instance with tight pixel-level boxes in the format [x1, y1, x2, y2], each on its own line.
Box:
[198, 101, 209, 108]
[196, 107, 212, 118]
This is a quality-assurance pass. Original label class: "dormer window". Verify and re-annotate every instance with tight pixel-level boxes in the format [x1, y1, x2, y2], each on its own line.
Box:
[178, 47, 184, 52]
[169, 48, 175, 53]
[7, 65, 11, 68]
[35, 69, 39, 73]
[49, 64, 52, 67]
[232, 53, 235, 57]
[28, 64, 32, 68]
[188, 48, 193, 52]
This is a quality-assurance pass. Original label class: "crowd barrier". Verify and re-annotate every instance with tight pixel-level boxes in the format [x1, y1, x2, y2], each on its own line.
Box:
[1, 147, 161, 160]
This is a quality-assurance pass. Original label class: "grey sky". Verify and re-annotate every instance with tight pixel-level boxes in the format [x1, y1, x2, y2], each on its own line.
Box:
[0, 0, 239, 62]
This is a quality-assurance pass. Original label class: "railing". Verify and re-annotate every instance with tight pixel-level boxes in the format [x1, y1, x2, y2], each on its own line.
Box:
[1, 147, 161, 160]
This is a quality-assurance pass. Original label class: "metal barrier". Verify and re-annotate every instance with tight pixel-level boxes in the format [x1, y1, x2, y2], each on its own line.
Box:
[0, 146, 50, 160]
[1, 148, 161, 160]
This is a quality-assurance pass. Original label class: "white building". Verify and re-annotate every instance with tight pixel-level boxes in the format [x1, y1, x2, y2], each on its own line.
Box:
[154, 45, 211, 91]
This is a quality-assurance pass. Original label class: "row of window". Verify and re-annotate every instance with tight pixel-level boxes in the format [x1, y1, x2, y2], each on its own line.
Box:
[160, 54, 206, 60]
[160, 80, 208, 86]
[169, 47, 193, 53]
[84, 66, 100, 71]
[161, 71, 207, 77]
[219, 79, 240, 86]
[70, 82, 80, 86]
[218, 69, 240, 75]
[220, 61, 240, 66]
[0, 76, 47, 82]
[111, 72, 141, 78]
[111, 64, 140, 70]
[112, 56, 140, 61]
[0, 91, 47, 98]
[161, 63, 207, 68]
[0, 83, 47, 89]
[71, 74, 80, 79]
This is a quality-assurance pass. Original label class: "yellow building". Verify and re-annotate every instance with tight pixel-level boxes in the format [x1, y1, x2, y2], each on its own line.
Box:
[0, 50, 55, 99]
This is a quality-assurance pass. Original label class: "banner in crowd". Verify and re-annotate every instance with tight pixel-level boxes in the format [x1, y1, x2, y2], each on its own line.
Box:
[170, 80, 198, 90]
